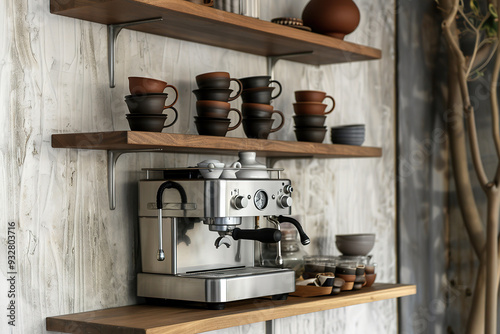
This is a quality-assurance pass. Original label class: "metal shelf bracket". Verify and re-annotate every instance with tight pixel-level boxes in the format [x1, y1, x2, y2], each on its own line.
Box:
[266, 51, 314, 80]
[108, 17, 163, 88]
[107, 149, 163, 210]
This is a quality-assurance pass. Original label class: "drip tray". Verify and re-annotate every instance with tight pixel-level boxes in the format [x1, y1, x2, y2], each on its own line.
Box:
[138, 267, 295, 304]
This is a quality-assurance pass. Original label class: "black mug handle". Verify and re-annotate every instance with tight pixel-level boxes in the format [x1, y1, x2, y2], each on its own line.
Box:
[163, 106, 178, 129]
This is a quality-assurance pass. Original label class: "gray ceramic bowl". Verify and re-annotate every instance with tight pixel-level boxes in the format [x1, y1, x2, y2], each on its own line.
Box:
[335, 233, 375, 256]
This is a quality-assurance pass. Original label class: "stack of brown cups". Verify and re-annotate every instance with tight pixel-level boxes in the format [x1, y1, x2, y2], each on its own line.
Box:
[125, 77, 179, 132]
[239, 76, 284, 139]
[293, 90, 336, 142]
[193, 72, 243, 136]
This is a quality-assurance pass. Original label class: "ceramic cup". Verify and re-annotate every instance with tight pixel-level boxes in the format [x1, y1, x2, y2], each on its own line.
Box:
[242, 117, 284, 139]
[126, 112, 178, 132]
[196, 100, 243, 122]
[193, 88, 240, 102]
[242, 103, 284, 125]
[195, 72, 242, 97]
[125, 93, 178, 113]
[128, 77, 179, 102]
[293, 102, 334, 115]
[293, 115, 327, 127]
[241, 87, 277, 104]
[194, 116, 241, 136]
[294, 126, 327, 143]
[239, 76, 282, 98]
[315, 274, 335, 287]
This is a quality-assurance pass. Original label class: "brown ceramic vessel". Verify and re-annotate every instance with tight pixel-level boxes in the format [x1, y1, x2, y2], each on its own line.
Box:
[293, 115, 327, 127]
[195, 71, 242, 95]
[194, 116, 241, 136]
[241, 87, 277, 104]
[196, 100, 242, 121]
[302, 0, 361, 39]
[239, 76, 282, 98]
[128, 77, 179, 103]
[193, 88, 240, 102]
[294, 126, 327, 143]
[293, 102, 332, 116]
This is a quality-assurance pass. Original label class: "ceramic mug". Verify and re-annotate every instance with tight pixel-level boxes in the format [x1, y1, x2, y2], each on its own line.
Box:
[125, 93, 178, 113]
[241, 87, 277, 104]
[239, 76, 282, 99]
[128, 77, 179, 104]
[195, 72, 243, 98]
[242, 117, 284, 139]
[295, 90, 335, 113]
[126, 111, 178, 132]
[196, 101, 242, 122]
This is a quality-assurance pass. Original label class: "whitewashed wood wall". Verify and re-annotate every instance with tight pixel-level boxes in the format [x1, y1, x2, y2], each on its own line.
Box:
[0, 0, 396, 333]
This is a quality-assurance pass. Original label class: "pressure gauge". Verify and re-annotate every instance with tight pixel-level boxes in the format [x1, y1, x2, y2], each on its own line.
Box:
[254, 190, 268, 210]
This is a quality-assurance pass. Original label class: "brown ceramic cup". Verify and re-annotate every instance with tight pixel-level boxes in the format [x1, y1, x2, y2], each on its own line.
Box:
[193, 88, 240, 102]
[128, 77, 179, 103]
[241, 103, 284, 121]
[239, 75, 282, 98]
[293, 102, 334, 115]
[242, 117, 284, 139]
[126, 112, 178, 132]
[195, 72, 243, 98]
[196, 100, 242, 119]
[295, 90, 335, 112]
[125, 93, 178, 113]
[241, 87, 277, 104]
[194, 116, 241, 136]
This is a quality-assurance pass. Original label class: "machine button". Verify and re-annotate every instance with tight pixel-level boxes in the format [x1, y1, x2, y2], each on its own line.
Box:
[283, 185, 293, 194]
[233, 195, 249, 210]
[278, 195, 293, 208]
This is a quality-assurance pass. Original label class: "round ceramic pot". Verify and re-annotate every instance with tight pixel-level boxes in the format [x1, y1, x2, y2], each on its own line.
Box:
[302, 0, 360, 39]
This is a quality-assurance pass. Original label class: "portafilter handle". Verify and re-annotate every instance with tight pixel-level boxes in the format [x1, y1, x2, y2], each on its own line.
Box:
[231, 228, 281, 243]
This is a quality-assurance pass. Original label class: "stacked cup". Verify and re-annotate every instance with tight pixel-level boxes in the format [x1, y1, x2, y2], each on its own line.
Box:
[239, 76, 284, 139]
[293, 90, 336, 142]
[193, 72, 243, 136]
[125, 77, 179, 132]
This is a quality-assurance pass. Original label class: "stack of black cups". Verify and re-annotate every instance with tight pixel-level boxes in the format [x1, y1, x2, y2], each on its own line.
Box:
[239, 76, 284, 139]
[193, 72, 243, 136]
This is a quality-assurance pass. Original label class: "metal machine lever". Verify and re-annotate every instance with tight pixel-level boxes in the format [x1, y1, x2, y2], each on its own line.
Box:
[231, 228, 281, 243]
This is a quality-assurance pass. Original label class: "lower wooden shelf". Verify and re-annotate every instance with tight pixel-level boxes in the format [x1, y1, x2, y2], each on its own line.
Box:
[46, 283, 416, 334]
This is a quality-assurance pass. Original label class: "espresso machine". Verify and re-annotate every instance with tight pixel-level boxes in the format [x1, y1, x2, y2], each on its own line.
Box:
[137, 165, 310, 309]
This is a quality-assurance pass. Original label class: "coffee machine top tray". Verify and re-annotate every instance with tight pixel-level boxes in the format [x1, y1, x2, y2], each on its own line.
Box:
[143, 167, 284, 180]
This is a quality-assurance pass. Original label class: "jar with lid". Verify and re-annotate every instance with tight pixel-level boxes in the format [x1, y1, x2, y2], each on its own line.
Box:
[261, 222, 307, 278]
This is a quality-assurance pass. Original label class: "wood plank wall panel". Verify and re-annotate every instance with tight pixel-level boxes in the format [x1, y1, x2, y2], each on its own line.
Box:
[0, 0, 395, 334]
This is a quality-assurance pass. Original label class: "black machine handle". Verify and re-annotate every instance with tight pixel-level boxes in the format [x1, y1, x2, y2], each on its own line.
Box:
[232, 228, 282, 243]
[277, 215, 311, 245]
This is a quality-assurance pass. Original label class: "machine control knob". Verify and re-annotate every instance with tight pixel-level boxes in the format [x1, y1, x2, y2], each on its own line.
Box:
[232, 195, 248, 210]
[283, 185, 293, 194]
[278, 195, 293, 208]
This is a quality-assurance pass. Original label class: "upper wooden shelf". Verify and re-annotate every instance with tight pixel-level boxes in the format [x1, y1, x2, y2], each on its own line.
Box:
[51, 131, 382, 158]
[46, 283, 416, 334]
[49, 0, 381, 65]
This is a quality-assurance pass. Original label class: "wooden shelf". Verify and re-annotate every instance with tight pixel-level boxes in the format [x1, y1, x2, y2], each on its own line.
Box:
[51, 131, 382, 158]
[46, 283, 416, 334]
[49, 0, 381, 65]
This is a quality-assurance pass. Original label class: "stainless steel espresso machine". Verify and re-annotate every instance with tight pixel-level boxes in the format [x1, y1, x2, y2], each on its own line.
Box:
[137, 165, 310, 309]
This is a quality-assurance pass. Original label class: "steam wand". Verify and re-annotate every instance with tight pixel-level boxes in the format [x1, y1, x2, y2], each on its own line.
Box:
[155, 181, 188, 261]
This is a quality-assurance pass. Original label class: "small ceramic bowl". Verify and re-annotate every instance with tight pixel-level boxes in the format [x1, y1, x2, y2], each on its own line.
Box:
[197, 160, 225, 179]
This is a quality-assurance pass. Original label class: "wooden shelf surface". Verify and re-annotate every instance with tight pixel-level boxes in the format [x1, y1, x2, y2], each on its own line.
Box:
[46, 283, 416, 334]
[50, 0, 381, 65]
[51, 131, 382, 158]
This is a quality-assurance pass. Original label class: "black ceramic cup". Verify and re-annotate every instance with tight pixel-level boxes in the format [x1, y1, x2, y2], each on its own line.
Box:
[126, 111, 178, 132]
[193, 88, 240, 102]
[125, 93, 177, 113]
[293, 115, 327, 127]
[239, 75, 282, 98]
[194, 116, 241, 136]
[242, 117, 284, 139]
[241, 87, 277, 104]
[294, 126, 327, 143]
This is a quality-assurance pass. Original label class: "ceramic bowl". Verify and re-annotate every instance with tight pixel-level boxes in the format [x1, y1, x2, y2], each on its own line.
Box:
[335, 233, 375, 256]
[197, 159, 225, 179]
